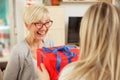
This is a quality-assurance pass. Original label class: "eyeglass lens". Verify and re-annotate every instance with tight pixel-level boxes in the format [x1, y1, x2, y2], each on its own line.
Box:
[35, 20, 53, 29]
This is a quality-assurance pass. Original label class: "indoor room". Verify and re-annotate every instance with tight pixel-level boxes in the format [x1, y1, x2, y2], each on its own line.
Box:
[0, 0, 120, 80]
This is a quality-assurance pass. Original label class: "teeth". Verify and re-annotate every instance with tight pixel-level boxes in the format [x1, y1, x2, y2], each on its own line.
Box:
[38, 32, 41, 34]
[37, 32, 44, 35]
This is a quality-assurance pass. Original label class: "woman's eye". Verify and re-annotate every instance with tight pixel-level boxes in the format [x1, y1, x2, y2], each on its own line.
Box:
[36, 23, 42, 26]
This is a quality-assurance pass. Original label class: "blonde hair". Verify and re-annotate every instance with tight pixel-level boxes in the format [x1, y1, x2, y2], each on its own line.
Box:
[60, 2, 120, 80]
[23, 4, 49, 25]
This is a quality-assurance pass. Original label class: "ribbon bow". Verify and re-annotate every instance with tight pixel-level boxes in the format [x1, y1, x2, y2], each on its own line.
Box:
[41, 46, 76, 72]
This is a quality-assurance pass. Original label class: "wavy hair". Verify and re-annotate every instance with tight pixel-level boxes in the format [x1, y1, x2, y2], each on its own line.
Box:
[59, 2, 120, 80]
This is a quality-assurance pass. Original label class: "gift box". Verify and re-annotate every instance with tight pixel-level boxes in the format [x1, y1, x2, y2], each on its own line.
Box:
[37, 46, 80, 80]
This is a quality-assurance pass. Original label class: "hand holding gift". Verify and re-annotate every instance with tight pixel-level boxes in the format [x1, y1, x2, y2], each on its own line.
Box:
[38, 63, 50, 80]
[37, 45, 80, 80]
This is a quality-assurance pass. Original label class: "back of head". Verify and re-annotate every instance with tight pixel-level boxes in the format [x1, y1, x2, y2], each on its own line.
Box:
[79, 2, 120, 80]
[23, 4, 49, 25]
[60, 2, 120, 80]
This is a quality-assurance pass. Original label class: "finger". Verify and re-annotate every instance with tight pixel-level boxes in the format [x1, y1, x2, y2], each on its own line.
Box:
[38, 67, 41, 72]
[41, 63, 47, 72]
[38, 67, 42, 74]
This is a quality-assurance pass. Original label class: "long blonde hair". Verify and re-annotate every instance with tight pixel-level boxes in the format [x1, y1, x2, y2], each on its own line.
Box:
[60, 2, 120, 80]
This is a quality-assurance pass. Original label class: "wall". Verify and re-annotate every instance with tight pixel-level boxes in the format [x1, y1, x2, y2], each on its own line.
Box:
[46, 6, 65, 46]
[115, 0, 120, 7]
[60, 2, 95, 43]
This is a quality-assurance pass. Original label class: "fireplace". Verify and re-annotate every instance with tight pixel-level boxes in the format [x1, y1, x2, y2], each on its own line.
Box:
[67, 17, 82, 46]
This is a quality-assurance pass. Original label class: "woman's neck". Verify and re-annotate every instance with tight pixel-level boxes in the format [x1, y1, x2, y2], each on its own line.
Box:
[25, 35, 43, 48]
[25, 35, 44, 59]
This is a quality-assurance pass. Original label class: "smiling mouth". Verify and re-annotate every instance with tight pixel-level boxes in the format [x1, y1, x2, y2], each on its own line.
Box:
[37, 31, 45, 36]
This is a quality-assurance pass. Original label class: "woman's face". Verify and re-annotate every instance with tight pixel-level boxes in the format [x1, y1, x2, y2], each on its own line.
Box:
[28, 17, 53, 40]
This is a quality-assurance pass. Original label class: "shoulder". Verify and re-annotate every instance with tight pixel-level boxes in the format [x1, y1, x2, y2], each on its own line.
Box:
[59, 62, 86, 80]
[12, 40, 28, 52]
[59, 63, 75, 80]
[11, 40, 29, 57]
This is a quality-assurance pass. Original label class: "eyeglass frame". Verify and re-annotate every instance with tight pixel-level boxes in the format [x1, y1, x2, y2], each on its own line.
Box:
[33, 20, 53, 29]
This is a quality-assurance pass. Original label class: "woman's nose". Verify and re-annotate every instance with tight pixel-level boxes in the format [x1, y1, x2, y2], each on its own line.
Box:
[40, 25, 47, 30]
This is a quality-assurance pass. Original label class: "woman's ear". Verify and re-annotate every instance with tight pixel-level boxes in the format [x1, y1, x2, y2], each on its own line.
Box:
[25, 23, 30, 30]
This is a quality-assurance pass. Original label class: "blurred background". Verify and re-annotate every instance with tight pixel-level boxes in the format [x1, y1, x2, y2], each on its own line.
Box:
[0, 0, 119, 79]
[0, 0, 10, 57]
[0, 0, 119, 57]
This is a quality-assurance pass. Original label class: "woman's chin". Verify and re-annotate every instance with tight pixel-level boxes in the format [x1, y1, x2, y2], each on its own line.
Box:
[36, 35, 45, 40]
[35, 33, 46, 40]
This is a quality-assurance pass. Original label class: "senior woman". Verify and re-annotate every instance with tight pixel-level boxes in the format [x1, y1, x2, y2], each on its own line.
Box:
[3, 4, 54, 80]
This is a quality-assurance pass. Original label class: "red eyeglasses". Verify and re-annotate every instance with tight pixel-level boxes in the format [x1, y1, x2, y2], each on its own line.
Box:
[34, 20, 53, 29]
